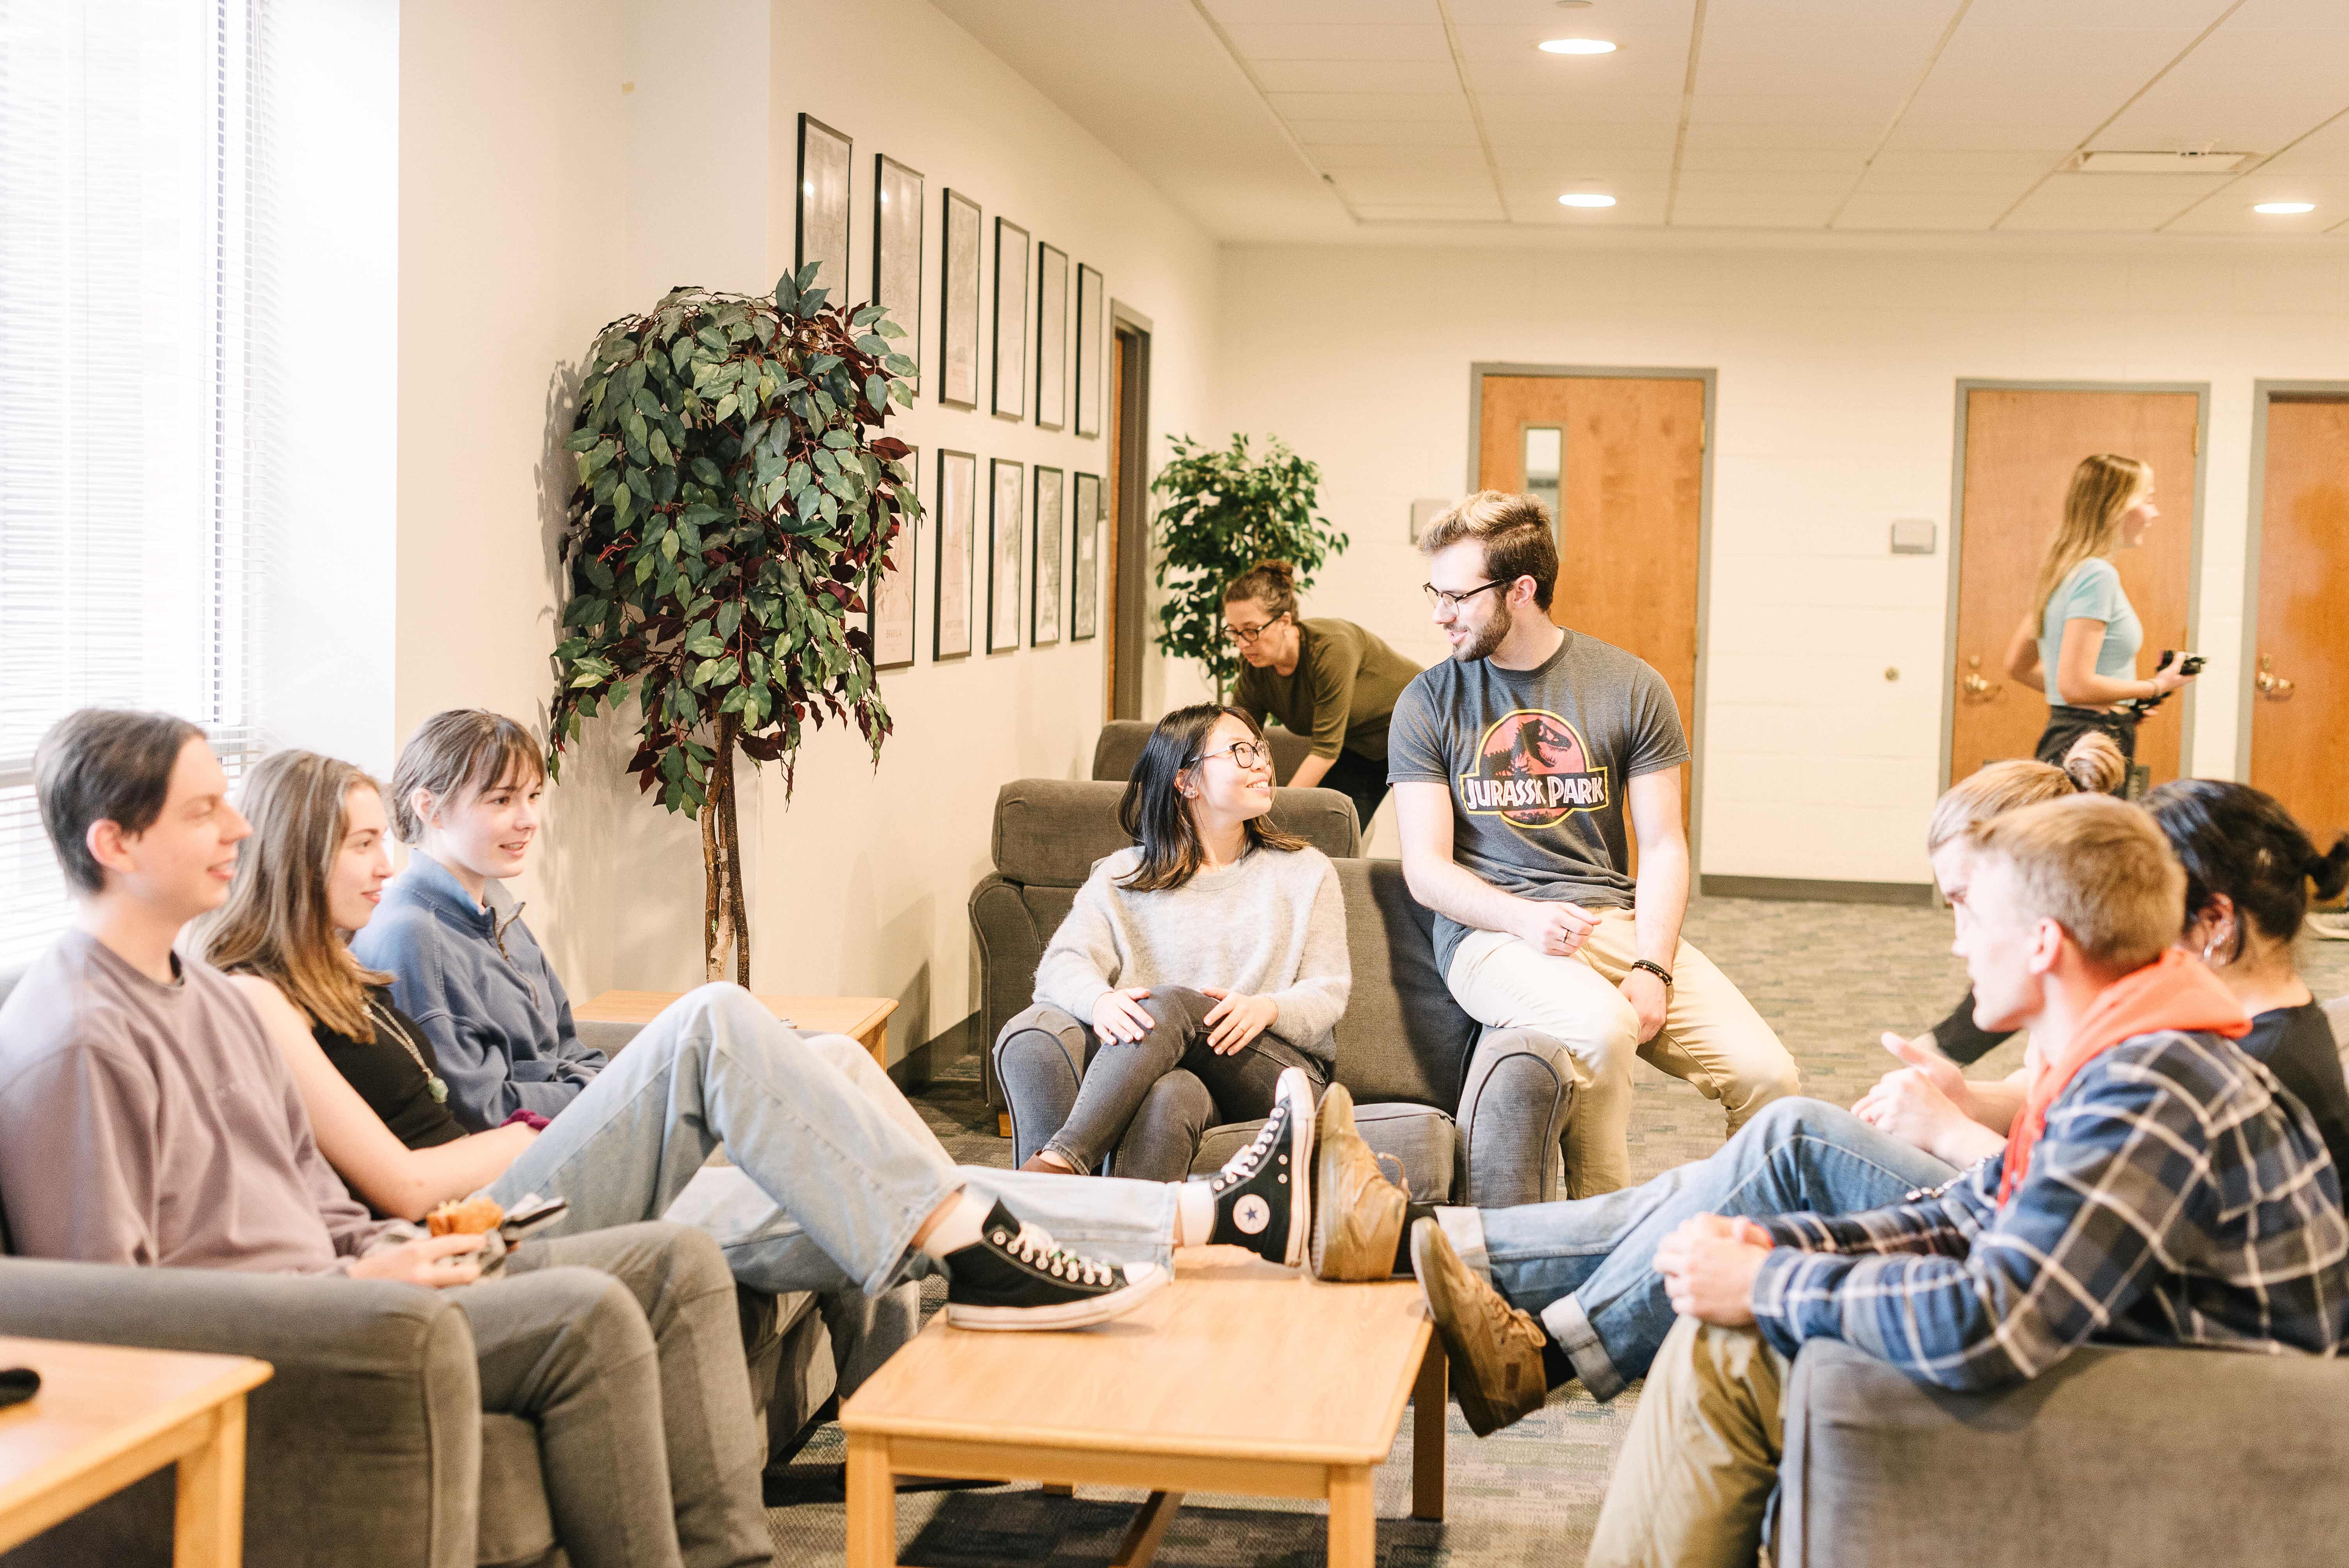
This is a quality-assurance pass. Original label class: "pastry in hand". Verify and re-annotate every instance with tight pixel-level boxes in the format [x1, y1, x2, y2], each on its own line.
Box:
[427, 1194, 505, 1237]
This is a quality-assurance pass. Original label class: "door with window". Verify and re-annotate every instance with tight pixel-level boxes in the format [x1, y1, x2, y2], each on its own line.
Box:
[1474, 372, 1706, 837]
[2249, 395, 2349, 842]
[1948, 386, 2198, 789]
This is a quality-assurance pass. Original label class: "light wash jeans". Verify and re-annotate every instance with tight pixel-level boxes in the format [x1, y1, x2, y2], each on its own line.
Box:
[487, 984, 1177, 1299]
[1434, 1096, 1957, 1401]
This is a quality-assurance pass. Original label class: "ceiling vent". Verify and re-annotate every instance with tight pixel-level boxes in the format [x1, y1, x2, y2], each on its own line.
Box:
[2071, 150, 2255, 173]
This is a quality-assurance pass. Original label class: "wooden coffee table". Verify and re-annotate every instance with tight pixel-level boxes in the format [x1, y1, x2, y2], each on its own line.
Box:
[839, 1251, 1444, 1568]
[0, 1335, 272, 1565]
[574, 990, 899, 1069]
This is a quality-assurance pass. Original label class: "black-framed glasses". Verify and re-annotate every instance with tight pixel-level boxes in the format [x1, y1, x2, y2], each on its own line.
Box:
[1422, 579, 1507, 612]
[1221, 613, 1288, 647]
[1196, 740, 1271, 771]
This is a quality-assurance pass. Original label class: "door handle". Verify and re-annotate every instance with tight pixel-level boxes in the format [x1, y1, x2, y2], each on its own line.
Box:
[1961, 655, 2000, 702]
[2256, 653, 2296, 701]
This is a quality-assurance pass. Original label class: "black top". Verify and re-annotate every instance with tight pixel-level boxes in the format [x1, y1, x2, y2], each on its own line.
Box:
[1928, 991, 2349, 1176]
[313, 989, 468, 1150]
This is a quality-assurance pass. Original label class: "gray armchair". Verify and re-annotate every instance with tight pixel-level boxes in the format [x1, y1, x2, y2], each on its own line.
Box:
[975, 778, 1576, 1206]
[1091, 717, 1314, 784]
[1779, 1338, 2349, 1565]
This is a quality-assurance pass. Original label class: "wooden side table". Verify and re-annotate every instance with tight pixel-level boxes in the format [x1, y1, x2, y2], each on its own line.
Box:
[0, 1335, 272, 1565]
[574, 990, 900, 1069]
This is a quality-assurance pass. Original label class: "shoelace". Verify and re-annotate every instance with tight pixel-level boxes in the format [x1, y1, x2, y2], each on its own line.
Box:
[1211, 1103, 1287, 1193]
[998, 1224, 1116, 1287]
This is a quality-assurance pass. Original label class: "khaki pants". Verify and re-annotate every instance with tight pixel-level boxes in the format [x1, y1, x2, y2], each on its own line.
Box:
[1447, 912, 1801, 1196]
[1588, 1316, 1788, 1568]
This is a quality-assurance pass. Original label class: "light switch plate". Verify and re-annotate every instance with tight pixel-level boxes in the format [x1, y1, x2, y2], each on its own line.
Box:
[1890, 518, 1937, 555]
[1410, 498, 1451, 544]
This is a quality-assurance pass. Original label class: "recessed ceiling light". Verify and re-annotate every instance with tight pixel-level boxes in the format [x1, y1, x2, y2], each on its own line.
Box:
[1538, 38, 1616, 54]
[1559, 192, 1616, 208]
[2253, 201, 2316, 214]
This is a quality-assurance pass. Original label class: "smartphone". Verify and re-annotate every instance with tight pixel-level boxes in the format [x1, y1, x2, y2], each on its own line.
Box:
[498, 1194, 570, 1242]
[0, 1368, 37, 1411]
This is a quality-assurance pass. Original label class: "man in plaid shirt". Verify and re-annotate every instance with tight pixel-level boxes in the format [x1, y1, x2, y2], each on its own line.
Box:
[1413, 793, 2348, 1567]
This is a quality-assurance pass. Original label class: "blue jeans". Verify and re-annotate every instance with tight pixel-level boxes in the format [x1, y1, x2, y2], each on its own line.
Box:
[1438, 1096, 1958, 1401]
[488, 985, 1176, 1299]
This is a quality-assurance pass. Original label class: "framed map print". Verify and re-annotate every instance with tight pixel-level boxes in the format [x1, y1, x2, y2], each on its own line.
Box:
[987, 457, 1023, 652]
[1032, 465, 1063, 647]
[869, 445, 917, 670]
[933, 449, 975, 659]
[1071, 470, 1101, 642]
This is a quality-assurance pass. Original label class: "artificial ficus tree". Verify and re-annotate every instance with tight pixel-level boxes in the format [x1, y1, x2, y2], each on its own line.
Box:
[547, 266, 918, 984]
[1149, 433, 1349, 698]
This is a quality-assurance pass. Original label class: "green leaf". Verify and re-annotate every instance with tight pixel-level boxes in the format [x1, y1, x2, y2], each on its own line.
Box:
[647, 426, 673, 465]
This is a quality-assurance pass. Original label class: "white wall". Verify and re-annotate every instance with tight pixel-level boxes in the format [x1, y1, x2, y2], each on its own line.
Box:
[396, 0, 1219, 1051]
[1213, 241, 2349, 887]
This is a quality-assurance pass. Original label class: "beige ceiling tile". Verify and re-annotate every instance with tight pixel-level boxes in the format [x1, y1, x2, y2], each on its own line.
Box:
[1909, 25, 2202, 104]
[1353, 204, 1511, 222]
[1264, 91, 1472, 121]
[1866, 149, 2072, 175]
[1830, 196, 2008, 232]
[1676, 148, 1867, 175]
[1485, 121, 1681, 153]
[2090, 28, 2349, 153]
[2164, 112, 2349, 230]
[1960, 0, 2237, 25]
[1688, 94, 1907, 127]
[1999, 170, 2235, 229]
[1680, 122, 1878, 151]
[1691, 15, 1969, 101]
[1223, 22, 1450, 62]
[1671, 171, 1857, 197]
[1251, 59, 1463, 92]
[1669, 195, 1844, 229]
[1333, 168, 1497, 203]
[1314, 143, 1494, 174]
[1465, 55, 1695, 97]
[1291, 118, 1484, 147]
[1880, 119, 2104, 152]
[1202, 0, 1438, 24]
[1844, 170, 2046, 198]
[1448, 17, 1695, 64]
[1477, 91, 1688, 126]
[1496, 153, 1676, 187]
[1444, 0, 1691, 24]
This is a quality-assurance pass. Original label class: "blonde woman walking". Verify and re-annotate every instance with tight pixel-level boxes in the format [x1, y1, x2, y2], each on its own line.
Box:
[2002, 452, 2198, 783]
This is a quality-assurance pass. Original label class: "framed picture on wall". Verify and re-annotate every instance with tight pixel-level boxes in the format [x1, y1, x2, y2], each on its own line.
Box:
[872, 155, 923, 393]
[934, 449, 976, 659]
[991, 218, 1030, 420]
[987, 457, 1024, 651]
[869, 445, 918, 670]
[1074, 262, 1105, 438]
[1071, 470, 1101, 642]
[794, 114, 852, 303]
[1035, 242, 1068, 430]
[939, 190, 981, 409]
[1032, 465, 1064, 647]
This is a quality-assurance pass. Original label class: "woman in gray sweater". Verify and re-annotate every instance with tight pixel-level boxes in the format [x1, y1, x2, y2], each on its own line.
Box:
[1023, 704, 1351, 1181]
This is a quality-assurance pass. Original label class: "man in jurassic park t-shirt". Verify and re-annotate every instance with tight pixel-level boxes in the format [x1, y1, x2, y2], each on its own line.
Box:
[1387, 491, 1800, 1197]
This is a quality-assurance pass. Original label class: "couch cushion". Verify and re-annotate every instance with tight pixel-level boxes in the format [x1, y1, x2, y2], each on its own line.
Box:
[1092, 720, 1313, 785]
[991, 780, 1359, 887]
[1328, 859, 1477, 1109]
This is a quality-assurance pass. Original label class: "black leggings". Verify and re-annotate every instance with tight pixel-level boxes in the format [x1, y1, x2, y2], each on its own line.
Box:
[2034, 705, 2137, 795]
[1312, 748, 1390, 836]
[1044, 985, 1326, 1181]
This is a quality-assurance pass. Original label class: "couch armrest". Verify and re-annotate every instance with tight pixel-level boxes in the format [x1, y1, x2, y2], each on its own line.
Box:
[970, 873, 1046, 1109]
[1454, 1027, 1572, 1208]
[1780, 1339, 2349, 1568]
[0, 1257, 481, 1568]
[575, 1017, 647, 1058]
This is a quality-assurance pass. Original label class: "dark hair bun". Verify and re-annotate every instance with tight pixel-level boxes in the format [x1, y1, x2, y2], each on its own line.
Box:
[2310, 834, 2349, 904]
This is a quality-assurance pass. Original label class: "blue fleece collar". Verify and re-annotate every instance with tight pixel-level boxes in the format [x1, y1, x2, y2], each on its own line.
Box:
[401, 852, 497, 935]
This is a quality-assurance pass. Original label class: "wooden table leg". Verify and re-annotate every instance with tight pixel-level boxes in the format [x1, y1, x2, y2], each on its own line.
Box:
[1110, 1490, 1183, 1568]
[845, 1431, 897, 1568]
[862, 1021, 889, 1070]
[1327, 1465, 1375, 1568]
[1041, 1482, 1074, 1496]
[998, 1112, 1013, 1139]
[173, 1397, 245, 1568]
[1412, 1333, 1447, 1522]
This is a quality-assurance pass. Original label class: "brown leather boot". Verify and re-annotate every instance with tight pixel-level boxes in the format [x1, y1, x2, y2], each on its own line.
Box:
[1308, 1083, 1408, 1281]
[1409, 1218, 1549, 1437]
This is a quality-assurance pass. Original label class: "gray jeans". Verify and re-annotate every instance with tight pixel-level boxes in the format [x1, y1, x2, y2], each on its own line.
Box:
[467, 1221, 769, 1568]
[1037, 986, 1327, 1181]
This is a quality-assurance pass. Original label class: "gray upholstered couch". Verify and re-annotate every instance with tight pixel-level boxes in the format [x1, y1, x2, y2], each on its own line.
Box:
[974, 777, 1577, 1205]
[1091, 717, 1313, 784]
[0, 994, 904, 1568]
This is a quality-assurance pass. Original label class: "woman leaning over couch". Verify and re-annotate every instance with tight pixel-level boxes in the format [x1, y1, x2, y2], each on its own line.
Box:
[1013, 703, 1350, 1182]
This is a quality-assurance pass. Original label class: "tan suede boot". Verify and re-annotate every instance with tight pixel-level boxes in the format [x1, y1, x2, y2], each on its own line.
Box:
[1308, 1082, 1409, 1281]
[1409, 1218, 1549, 1437]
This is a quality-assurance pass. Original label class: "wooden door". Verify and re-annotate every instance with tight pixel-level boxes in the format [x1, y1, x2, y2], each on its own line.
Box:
[1950, 388, 2197, 787]
[1476, 374, 1705, 832]
[2250, 398, 2349, 841]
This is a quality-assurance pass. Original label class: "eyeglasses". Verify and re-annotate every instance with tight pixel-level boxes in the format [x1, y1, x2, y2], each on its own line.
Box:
[1422, 579, 1508, 612]
[1222, 614, 1286, 647]
[1196, 741, 1271, 771]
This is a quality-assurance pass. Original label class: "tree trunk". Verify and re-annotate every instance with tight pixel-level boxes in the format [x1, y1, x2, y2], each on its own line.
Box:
[702, 717, 751, 985]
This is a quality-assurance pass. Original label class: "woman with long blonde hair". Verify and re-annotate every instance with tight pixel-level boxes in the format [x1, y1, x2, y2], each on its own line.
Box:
[2001, 452, 2198, 781]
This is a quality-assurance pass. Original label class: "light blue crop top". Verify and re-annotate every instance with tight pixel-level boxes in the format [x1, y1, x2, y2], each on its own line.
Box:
[2037, 557, 2141, 706]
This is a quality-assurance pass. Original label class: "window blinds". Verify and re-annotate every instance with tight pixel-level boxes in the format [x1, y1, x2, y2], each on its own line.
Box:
[0, 0, 267, 967]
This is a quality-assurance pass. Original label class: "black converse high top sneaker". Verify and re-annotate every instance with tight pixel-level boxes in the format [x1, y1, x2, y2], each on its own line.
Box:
[1207, 1066, 1317, 1267]
[943, 1202, 1167, 1330]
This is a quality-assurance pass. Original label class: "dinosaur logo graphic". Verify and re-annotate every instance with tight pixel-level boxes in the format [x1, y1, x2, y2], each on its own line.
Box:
[1460, 709, 1608, 829]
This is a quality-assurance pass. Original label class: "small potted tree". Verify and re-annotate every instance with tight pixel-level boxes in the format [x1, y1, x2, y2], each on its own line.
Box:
[548, 265, 918, 983]
[1150, 433, 1348, 698]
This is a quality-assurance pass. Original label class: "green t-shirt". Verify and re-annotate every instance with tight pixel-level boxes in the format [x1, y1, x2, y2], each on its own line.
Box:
[1233, 618, 1423, 763]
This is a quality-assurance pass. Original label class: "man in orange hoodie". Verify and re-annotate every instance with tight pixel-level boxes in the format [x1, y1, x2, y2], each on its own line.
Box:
[1558, 795, 2345, 1566]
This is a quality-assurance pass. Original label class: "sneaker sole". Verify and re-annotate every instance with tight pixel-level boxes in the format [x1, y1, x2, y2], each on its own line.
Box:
[1409, 1221, 1508, 1438]
[944, 1265, 1169, 1331]
[1276, 1070, 1315, 1269]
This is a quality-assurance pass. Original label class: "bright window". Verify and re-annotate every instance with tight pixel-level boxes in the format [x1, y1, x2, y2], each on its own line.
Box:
[0, 0, 267, 965]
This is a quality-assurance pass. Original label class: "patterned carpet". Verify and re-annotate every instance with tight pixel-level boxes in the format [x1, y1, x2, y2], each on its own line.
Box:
[761, 896, 2349, 1566]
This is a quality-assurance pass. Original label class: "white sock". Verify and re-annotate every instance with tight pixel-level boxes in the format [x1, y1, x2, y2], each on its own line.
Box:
[1173, 1181, 1215, 1248]
[916, 1191, 994, 1260]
